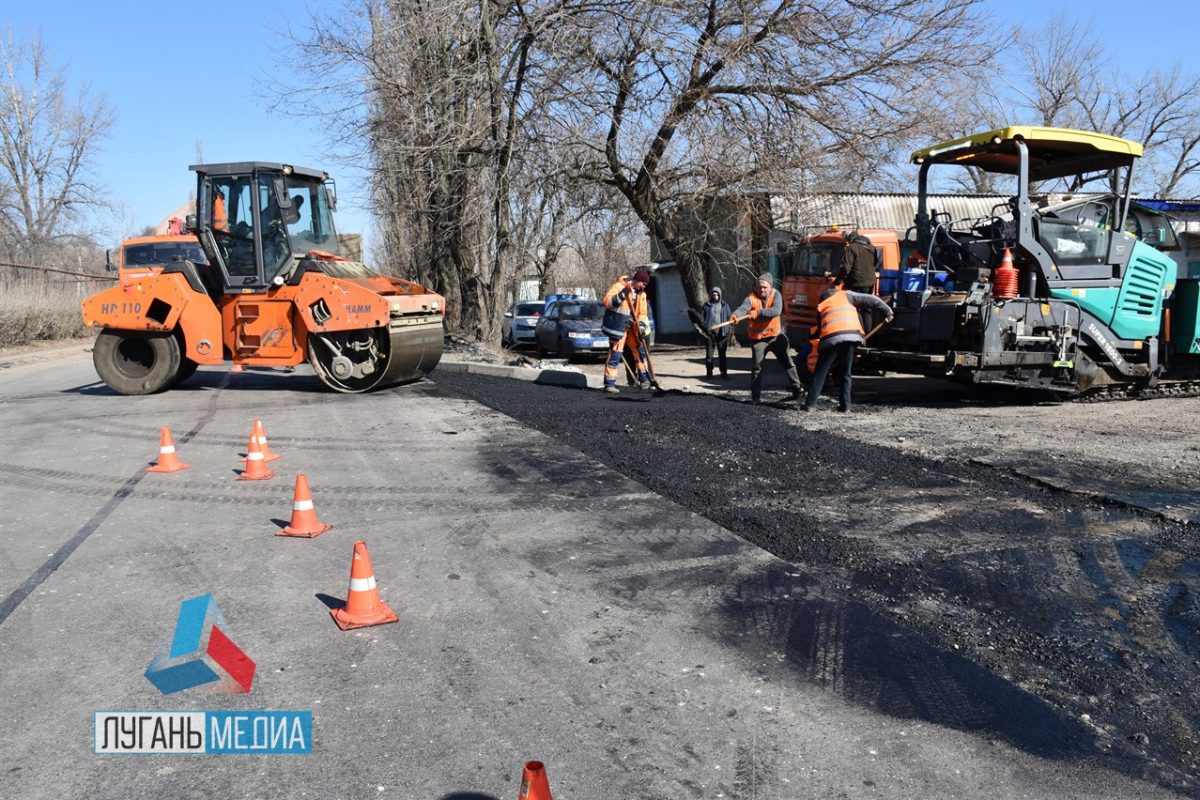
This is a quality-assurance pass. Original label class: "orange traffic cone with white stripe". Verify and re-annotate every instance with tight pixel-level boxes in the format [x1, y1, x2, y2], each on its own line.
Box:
[240, 420, 281, 464]
[254, 419, 281, 462]
[148, 427, 189, 473]
[330, 541, 398, 630]
[518, 761, 553, 800]
[278, 473, 332, 538]
[237, 434, 274, 481]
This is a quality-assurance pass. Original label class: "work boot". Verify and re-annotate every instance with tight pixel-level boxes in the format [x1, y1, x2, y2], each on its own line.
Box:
[706, 366, 713, 378]
[603, 385, 620, 394]
[790, 386, 803, 401]
[836, 404, 850, 413]
[639, 381, 652, 390]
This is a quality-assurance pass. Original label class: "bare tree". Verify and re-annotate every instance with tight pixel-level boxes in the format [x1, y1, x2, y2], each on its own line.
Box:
[0, 31, 114, 263]
[543, 0, 990, 305]
[293, 0, 989, 334]
[1077, 64, 1200, 197]
[996, 17, 1200, 197]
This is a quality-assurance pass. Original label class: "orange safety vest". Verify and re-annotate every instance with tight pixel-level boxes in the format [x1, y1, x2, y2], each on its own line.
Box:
[747, 289, 781, 340]
[815, 290, 864, 341]
[603, 277, 648, 321]
[213, 194, 228, 231]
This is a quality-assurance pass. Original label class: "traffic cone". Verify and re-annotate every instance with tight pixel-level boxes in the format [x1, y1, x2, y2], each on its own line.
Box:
[278, 473, 332, 538]
[148, 427, 189, 473]
[330, 541, 398, 630]
[237, 434, 275, 481]
[254, 419, 281, 462]
[518, 761, 553, 800]
[993, 247, 1019, 300]
[240, 420, 281, 463]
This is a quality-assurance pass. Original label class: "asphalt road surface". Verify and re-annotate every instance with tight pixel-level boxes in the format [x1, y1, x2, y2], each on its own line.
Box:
[0, 352, 1195, 799]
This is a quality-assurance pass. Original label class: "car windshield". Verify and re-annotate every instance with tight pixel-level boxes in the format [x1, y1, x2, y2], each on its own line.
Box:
[559, 303, 603, 320]
[515, 302, 543, 316]
[124, 243, 207, 267]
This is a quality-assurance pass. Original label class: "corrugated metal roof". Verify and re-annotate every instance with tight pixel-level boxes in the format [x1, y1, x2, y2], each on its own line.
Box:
[770, 193, 1009, 233]
[769, 192, 1200, 234]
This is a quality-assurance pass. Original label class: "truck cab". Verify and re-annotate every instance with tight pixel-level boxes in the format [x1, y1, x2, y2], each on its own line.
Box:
[109, 234, 207, 280]
[781, 228, 900, 349]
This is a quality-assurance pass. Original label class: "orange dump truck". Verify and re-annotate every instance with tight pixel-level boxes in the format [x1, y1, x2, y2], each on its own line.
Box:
[781, 228, 901, 351]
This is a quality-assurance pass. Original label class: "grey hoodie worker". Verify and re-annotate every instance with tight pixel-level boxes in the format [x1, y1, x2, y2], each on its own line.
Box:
[803, 285, 893, 412]
[730, 273, 803, 403]
[701, 287, 731, 377]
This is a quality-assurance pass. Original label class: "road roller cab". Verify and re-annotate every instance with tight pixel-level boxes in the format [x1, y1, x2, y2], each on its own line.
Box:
[82, 162, 445, 394]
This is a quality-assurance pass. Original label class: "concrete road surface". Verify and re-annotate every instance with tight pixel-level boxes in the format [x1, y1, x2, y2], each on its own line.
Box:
[0, 353, 1185, 799]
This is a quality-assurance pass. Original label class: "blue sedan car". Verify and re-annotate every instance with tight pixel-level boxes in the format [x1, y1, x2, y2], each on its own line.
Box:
[534, 300, 611, 358]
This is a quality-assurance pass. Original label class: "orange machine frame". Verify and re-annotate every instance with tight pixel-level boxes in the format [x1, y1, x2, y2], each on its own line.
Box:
[81, 261, 443, 367]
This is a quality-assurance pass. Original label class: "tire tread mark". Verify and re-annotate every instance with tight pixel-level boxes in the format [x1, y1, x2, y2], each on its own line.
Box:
[0, 374, 230, 626]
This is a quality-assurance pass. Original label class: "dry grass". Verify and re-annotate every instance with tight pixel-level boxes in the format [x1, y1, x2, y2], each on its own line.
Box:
[0, 280, 94, 346]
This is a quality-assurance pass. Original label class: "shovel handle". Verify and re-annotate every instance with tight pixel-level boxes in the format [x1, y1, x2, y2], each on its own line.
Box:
[709, 319, 736, 331]
[864, 317, 893, 341]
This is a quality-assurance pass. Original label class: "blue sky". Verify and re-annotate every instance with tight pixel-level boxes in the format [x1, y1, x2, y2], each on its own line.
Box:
[2, 0, 1198, 252]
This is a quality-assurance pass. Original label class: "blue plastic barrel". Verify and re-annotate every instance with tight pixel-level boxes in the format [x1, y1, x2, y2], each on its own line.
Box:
[877, 269, 900, 295]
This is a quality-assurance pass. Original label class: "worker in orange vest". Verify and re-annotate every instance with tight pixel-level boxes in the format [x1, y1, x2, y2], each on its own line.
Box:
[601, 269, 652, 393]
[803, 286, 892, 413]
[730, 273, 803, 404]
[212, 188, 229, 232]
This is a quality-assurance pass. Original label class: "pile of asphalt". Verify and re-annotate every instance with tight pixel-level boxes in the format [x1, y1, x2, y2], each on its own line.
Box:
[434, 371, 1200, 796]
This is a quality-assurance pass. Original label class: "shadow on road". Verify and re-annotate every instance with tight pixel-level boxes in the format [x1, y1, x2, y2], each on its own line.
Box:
[711, 560, 1169, 787]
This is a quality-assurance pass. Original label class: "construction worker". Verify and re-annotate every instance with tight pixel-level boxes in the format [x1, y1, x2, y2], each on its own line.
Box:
[803, 285, 892, 413]
[701, 287, 731, 377]
[837, 231, 878, 293]
[601, 269, 652, 394]
[730, 273, 803, 404]
[212, 188, 228, 232]
[837, 231, 881, 330]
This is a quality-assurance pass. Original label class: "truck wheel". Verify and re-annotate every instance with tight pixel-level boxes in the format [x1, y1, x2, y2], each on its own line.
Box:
[93, 329, 182, 395]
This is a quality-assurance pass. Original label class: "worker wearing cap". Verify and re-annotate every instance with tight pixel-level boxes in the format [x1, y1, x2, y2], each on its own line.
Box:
[803, 285, 892, 413]
[602, 269, 652, 394]
[730, 273, 803, 404]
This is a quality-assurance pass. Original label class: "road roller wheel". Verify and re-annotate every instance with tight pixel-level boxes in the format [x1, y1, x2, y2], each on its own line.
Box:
[92, 328, 182, 395]
[307, 329, 391, 393]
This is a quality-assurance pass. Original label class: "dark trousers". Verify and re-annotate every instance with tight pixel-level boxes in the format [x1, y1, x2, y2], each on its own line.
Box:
[806, 342, 857, 410]
[750, 334, 801, 400]
[705, 337, 728, 375]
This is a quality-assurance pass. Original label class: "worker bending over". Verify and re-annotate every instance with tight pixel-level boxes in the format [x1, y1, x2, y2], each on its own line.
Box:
[601, 269, 652, 394]
[730, 273, 803, 404]
[803, 286, 892, 413]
